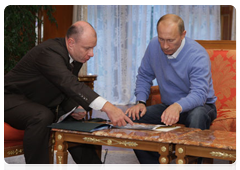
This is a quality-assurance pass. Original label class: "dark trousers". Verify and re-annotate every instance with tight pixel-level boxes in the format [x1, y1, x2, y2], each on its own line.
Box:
[132, 103, 217, 164]
[4, 101, 101, 164]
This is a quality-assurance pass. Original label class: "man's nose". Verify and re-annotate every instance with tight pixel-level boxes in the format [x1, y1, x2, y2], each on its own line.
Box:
[88, 49, 94, 57]
[163, 41, 169, 49]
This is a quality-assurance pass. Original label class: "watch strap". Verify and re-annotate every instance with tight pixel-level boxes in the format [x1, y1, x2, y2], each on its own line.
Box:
[136, 100, 146, 106]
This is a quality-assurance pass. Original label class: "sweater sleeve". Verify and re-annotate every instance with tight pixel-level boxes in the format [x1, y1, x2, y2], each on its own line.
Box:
[175, 52, 212, 113]
[135, 43, 156, 102]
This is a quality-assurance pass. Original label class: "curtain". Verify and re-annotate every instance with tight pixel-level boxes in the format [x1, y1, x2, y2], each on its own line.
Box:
[152, 5, 221, 40]
[231, 7, 236, 40]
[87, 5, 152, 104]
[72, 5, 88, 76]
[87, 5, 221, 105]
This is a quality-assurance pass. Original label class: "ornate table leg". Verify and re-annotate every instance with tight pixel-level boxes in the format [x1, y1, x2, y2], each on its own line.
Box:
[56, 132, 68, 164]
[159, 144, 173, 164]
[49, 132, 55, 164]
[175, 145, 187, 164]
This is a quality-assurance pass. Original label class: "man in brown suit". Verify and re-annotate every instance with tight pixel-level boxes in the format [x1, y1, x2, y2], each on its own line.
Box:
[4, 21, 133, 164]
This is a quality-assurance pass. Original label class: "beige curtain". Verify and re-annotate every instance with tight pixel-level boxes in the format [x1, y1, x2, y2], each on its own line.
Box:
[231, 7, 236, 40]
[72, 5, 88, 76]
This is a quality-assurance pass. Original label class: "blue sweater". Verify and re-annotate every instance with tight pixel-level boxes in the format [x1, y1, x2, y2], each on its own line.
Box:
[135, 36, 217, 113]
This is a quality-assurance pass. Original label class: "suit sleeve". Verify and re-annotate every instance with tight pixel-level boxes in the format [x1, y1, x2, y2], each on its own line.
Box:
[35, 48, 99, 111]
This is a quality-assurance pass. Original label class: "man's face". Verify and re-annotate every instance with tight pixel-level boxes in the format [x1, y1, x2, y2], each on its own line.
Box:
[68, 33, 97, 63]
[157, 21, 186, 55]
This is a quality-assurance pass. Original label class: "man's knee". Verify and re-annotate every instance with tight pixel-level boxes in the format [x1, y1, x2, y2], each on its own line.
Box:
[28, 108, 54, 127]
[186, 106, 211, 130]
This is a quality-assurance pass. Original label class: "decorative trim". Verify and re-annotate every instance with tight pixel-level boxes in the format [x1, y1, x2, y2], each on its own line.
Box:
[178, 159, 184, 164]
[161, 146, 167, 152]
[178, 148, 184, 154]
[83, 137, 138, 147]
[58, 145, 63, 151]
[160, 157, 167, 163]
[57, 134, 62, 140]
[51, 133, 55, 154]
[58, 156, 63, 164]
[7, 149, 24, 156]
[210, 151, 236, 159]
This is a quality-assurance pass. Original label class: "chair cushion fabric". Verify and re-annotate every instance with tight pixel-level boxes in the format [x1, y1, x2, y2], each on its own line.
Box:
[4, 122, 24, 147]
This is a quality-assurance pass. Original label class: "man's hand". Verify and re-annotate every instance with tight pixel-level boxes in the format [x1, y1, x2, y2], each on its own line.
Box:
[161, 103, 182, 126]
[125, 103, 147, 120]
[71, 106, 86, 120]
[101, 102, 134, 127]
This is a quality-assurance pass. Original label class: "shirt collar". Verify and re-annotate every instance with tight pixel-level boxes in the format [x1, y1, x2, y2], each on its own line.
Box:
[167, 38, 185, 59]
[69, 54, 74, 64]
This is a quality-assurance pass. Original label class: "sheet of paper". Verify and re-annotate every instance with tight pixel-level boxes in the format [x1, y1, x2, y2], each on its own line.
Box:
[114, 123, 157, 130]
[57, 107, 76, 123]
[114, 123, 181, 132]
[153, 125, 181, 132]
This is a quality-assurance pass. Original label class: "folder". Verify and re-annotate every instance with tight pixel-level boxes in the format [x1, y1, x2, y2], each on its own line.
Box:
[48, 121, 112, 132]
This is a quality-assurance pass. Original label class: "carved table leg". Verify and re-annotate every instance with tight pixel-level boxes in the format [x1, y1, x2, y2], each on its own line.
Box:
[56, 132, 68, 164]
[49, 132, 55, 164]
[175, 145, 187, 164]
[159, 144, 172, 164]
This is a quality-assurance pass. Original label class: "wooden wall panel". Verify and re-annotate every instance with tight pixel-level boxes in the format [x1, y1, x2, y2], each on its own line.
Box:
[196, 40, 236, 49]
[43, 5, 73, 41]
[221, 5, 234, 40]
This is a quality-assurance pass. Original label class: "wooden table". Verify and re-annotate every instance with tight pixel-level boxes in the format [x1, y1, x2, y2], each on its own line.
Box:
[52, 125, 199, 164]
[78, 75, 97, 120]
[175, 130, 236, 164]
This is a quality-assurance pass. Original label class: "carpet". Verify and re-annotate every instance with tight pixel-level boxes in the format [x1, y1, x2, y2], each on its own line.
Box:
[4, 150, 228, 170]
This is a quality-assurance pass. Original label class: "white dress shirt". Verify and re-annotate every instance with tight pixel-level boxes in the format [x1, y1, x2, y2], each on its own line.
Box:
[167, 38, 185, 59]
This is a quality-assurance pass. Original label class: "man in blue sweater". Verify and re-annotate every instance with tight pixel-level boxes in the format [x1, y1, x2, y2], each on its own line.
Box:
[125, 14, 217, 164]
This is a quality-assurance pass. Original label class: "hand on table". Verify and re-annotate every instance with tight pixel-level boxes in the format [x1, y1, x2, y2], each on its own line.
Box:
[101, 102, 134, 127]
[161, 103, 182, 126]
[125, 103, 147, 120]
[71, 106, 86, 120]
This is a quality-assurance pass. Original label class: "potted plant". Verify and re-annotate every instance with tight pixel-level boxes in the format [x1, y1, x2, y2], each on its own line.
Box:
[4, 5, 57, 74]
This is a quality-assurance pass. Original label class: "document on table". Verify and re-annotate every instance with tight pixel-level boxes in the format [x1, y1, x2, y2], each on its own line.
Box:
[114, 123, 181, 132]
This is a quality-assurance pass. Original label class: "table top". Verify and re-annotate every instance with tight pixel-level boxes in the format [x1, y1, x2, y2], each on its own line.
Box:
[52, 123, 236, 151]
[173, 129, 236, 150]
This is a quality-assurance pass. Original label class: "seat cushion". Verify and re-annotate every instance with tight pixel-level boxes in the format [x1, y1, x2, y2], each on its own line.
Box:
[146, 86, 161, 106]
[4, 122, 24, 147]
[210, 109, 236, 132]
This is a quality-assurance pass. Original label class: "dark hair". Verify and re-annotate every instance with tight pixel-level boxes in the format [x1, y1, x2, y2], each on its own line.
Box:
[156, 14, 185, 34]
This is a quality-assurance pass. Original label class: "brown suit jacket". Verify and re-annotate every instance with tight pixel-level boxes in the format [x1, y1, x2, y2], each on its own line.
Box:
[4, 38, 99, 112]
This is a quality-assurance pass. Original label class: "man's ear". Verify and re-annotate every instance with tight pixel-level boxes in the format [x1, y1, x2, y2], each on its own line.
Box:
[181, 30, 187, 39]
[67, 38, 75, 50]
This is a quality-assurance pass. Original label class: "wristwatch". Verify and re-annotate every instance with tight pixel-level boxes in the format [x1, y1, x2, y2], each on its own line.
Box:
[136, 100, 146, 106]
